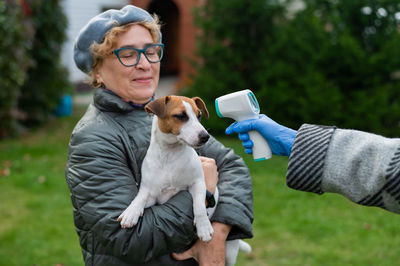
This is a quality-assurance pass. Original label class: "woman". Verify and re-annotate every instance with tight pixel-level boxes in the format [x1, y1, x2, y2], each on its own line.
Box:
[66, 5, 253, 265]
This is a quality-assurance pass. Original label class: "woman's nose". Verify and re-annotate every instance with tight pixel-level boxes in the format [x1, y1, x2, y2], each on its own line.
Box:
[135, 53, 151, 69]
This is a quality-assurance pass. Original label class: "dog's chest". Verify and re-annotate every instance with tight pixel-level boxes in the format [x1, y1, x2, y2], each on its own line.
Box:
[145, 151, 200, 184]
[141, 146, 203, 201]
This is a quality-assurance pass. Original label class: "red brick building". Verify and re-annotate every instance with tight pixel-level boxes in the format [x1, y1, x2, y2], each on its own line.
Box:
[131, 0, 202, 88]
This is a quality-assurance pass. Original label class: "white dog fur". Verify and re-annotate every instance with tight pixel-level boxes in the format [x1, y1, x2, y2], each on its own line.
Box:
[118, 95, 251, 265]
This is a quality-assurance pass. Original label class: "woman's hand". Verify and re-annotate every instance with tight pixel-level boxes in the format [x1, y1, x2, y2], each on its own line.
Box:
[199, 156, 218, 194]
[172, 156, 226, 265]
[172, 222, 231, 265]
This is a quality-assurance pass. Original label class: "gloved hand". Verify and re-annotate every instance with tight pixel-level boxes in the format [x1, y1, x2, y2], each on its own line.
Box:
[225, 114, 297, 156]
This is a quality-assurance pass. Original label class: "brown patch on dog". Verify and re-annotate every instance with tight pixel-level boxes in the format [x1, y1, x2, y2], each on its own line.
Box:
[190, 97, 209, 119]
[145, 96, 209, 135]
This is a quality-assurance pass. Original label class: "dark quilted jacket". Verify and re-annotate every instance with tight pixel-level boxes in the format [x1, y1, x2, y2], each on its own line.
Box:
[65, 88, 253, 265]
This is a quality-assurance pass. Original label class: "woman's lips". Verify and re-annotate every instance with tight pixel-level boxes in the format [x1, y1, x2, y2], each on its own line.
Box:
[133, 77, 152, 84]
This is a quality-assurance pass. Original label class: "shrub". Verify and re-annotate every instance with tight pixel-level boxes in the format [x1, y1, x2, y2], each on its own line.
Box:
[186, 0, 400, 137]
[185, 0, 286, 134]
[18, 0, 72, 126]
[0, 1, 31, 138]
[0, 0, 72, 138]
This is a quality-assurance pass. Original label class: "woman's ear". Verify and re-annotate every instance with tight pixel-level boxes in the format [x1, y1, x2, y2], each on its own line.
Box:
[95, 71, 103, 84]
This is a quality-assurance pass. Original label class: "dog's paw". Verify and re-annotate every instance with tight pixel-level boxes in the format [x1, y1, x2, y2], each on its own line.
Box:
[194, 216, 214, 242]
[117, 207, 143, 228]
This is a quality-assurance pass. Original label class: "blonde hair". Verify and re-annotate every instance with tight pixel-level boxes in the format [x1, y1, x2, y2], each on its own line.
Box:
[88, 15, 161, 87]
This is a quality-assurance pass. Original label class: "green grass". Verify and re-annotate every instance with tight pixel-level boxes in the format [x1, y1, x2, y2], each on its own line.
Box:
[0, 106, 399, 266]
[0, 112, 83, 266]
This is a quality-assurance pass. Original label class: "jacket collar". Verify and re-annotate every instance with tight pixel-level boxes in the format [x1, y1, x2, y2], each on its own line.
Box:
[93, 88, 140, 113]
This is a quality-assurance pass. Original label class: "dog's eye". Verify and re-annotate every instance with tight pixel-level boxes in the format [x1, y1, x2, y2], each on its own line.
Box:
[173, 113, 188, 122]
[197, 112, 202, 121]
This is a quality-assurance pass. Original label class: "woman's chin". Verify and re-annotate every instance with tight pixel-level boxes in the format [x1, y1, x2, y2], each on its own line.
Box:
[131, 90, 155, 104]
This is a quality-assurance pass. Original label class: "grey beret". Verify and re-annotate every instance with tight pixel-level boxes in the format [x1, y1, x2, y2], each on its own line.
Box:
[73, 5, 162, 73]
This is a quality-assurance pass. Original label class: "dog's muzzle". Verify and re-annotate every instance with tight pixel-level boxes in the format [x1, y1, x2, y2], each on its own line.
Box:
[198, 131, 210, 145]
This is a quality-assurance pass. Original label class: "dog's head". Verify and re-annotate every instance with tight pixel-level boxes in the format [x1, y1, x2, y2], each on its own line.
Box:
[145, 96, 210, 147]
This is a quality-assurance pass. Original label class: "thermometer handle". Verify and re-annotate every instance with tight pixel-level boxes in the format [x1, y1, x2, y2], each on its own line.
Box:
[248, 131, 272, 161]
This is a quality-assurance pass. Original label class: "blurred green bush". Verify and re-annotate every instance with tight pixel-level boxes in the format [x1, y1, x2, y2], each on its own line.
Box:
[0, 0, 72, 138]
[0, 1, 30, 138]
[18, 0, 72, 126]
[185, 0, 400, 137]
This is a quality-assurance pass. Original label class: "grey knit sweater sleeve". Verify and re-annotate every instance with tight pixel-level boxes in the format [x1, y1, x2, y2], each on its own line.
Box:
[287, 124, 400, 214]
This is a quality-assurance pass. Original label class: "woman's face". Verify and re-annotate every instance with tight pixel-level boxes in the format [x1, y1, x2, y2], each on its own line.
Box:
[96, 24, 160, 104]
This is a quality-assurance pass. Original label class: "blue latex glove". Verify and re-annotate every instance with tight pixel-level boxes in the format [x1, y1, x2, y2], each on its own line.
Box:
[225, 114, 297, 157]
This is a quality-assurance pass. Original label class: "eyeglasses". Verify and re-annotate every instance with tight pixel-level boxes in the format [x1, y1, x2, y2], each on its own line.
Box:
[113, 43, 164, 67]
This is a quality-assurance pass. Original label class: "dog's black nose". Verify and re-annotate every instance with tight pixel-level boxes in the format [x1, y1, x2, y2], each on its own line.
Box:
[198, 131, 210, 145]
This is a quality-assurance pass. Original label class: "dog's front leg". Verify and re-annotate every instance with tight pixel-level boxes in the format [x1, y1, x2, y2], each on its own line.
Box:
[118, 188, 151, 228]
[190, 180, 214, 242]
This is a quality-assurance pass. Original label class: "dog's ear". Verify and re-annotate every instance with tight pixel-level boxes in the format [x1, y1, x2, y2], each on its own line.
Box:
[145, 96, 170, 118]
[192, 97, 209, 119]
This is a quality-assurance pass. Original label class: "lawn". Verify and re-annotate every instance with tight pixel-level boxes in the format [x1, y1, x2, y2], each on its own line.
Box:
[0, 105, 399, 266]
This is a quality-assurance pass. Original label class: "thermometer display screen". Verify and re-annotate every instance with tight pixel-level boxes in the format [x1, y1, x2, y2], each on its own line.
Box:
[247, 92, 260, 113]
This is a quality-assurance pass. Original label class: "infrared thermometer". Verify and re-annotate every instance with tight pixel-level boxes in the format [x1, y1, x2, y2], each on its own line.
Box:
[215, 89, 272, 161]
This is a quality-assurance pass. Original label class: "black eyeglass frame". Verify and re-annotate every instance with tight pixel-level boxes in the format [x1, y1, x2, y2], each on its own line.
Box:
[113, 43, 164, 67]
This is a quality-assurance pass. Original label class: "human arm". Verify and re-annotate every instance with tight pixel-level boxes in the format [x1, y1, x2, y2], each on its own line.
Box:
[173, 222, 231, 266]
[225, 114, 297, 156]
[287, 124, 400, 214]
[200, 156, 218, 194]
[173, 156, 232, 265]
[174, 137, 253, 264]
[196, 136, 254, 240]
[226, 113, 400, 214]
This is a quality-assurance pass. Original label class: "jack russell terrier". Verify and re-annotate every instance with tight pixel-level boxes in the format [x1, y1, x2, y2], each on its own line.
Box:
[118, 95, 251, 265]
